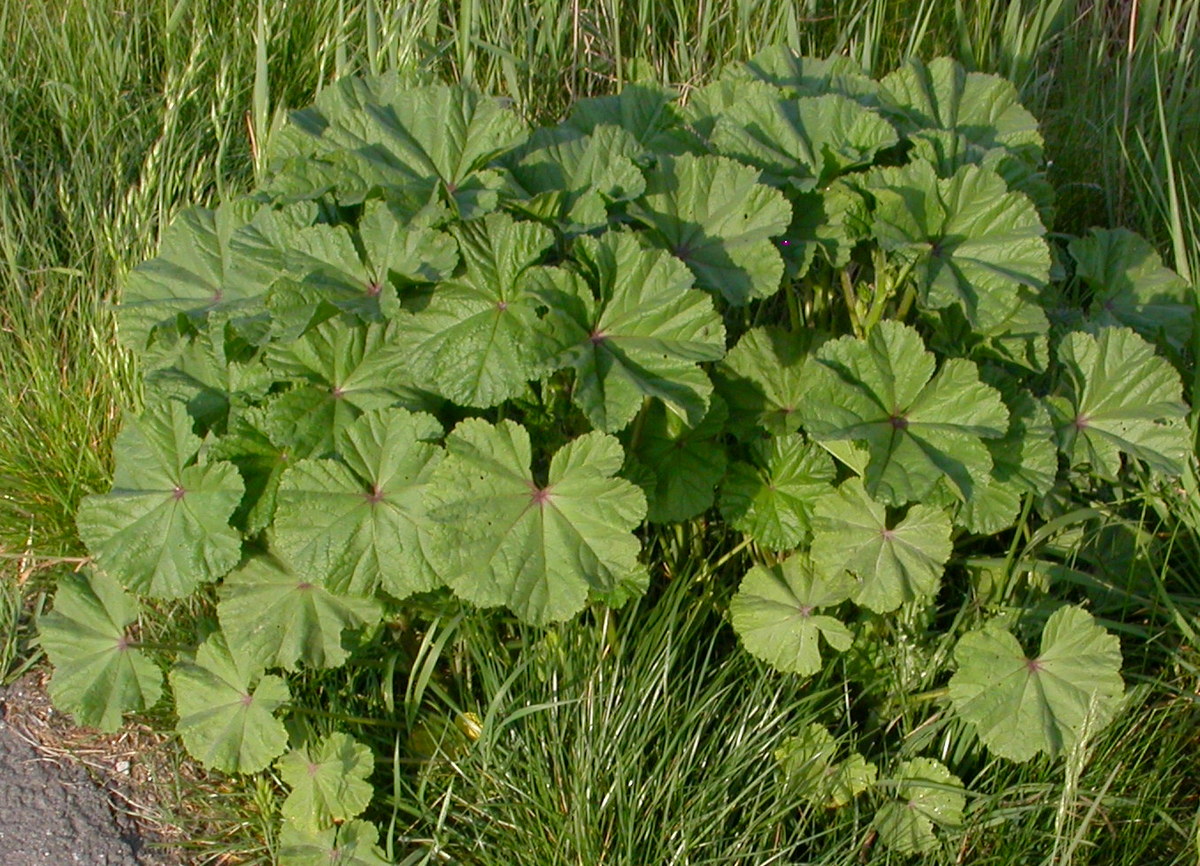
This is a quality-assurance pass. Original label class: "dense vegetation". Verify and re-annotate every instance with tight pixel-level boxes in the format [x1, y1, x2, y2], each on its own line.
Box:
[2, 1, 1198, 864]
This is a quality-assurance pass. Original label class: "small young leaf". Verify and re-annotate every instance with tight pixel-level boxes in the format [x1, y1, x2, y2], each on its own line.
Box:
[949, 605, 1124, 762]
[538, 231, 725, 431]
[278, 819, 390, 866]
[811, 478, 952, 613]
[800, 320, 1008, 504]
[39, 570, 162, 732]
[1070, 227, 1193, 351]
[873, 757, 965, 854]
[170, 631, 290, 773]
[629, 153, 792, 305]
[217, 555, 383, 672]
[775, 723, 877, 808]
[425, 420, 647, 625]
[1049, 327, 1189, 478]
[278, 732, 374, 831]
[75, 403, 244, 599]
[629, 396, 728, 523]
[719, 435, 836, 550]
[272, 408, 444, 597]
[731, 556, 855, 676]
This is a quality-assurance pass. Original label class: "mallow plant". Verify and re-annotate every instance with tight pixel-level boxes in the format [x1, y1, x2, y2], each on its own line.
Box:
[38, 49, 1193, 859]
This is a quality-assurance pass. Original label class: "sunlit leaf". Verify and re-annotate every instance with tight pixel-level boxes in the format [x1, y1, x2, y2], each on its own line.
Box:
[39, 571, 162, 731]
[800, 320, 1008, 504]
[425, 420, 647, 625]
[272, 408, 445, 597]
[76, 403, 244, 599]
[537, 231, 725, 431]
[278, 733, 374, 831]
[1049, 327, 1188, 478]
[217, 555, 382, 672]
[949, 605, 1124, 761]
[170, 631, 290, 773]
[629, 153, 792, 305]
[811, 478, 952, 613]
[719, 435, 836, 550]
[731, 556, 855, 676]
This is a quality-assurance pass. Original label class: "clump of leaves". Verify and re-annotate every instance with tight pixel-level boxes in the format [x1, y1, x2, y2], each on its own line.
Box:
[39, 49, 1191, 858]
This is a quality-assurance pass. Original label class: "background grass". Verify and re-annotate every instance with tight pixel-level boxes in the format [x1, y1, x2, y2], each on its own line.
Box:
[2, 0, 1198, 863]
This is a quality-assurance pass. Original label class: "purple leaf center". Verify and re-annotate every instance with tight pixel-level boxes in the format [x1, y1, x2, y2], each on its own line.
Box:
[240, 692, 254, 708]
[530, 485, 554, 507]
[1073, 413, 1090, 430]
[171, 485, 186, 501]
[366, 281, 382, 297]
[881, 528, 896, 541]
[365, 484, 385, 505]
[496, 300, 509, 312]
[673, 242, 693, 260]
[889, 413, 909, 430]
[331, 385, 345, 400]
[296, 582, 313, 592]
[1026, 657, 1044, 673]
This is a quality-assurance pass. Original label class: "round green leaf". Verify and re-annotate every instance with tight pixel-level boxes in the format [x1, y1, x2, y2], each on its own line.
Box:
[1050, 327, 1189, 478]
[949, 605, 1124, 762]
[714, 326, 825, 439]
[731, 556, 855, 676]
[394, 213, 560, 408]
[425, 420, 647, 625]
[217, 555, 382, 672]
[879, 56, 1043, 160]
[38, 570, 163, 732]
[539, 231, 725, 432]
[629, 153, 792, 305]
[278, 733, 374, 832]
[711, 84, 898, 190]
[800, 320, 1008, 505]
[272, 408, 445, 597]
[75, 403, 244, 599]
[170, 631, 290, 773]
[811, 478, 952, 613]
[867, 159, 1051, 366]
